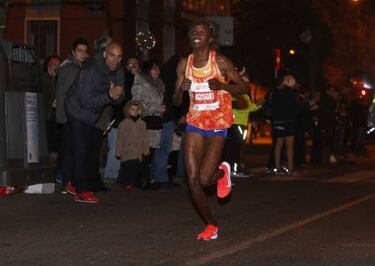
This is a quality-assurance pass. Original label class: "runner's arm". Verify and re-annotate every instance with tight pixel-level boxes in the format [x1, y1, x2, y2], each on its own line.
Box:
[212, 55, 248, 95]
[173, 58, 190, 107]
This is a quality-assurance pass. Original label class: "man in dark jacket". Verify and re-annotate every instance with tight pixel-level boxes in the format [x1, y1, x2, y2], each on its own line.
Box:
[55, 37, 89, 188]
[65, 42, 124, 203]
[103, 56, 139, 182]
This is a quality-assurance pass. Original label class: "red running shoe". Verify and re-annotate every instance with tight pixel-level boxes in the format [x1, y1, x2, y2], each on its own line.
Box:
[0, 186, 20, 197]
[217, 162, 231, 198]
[0, 186, 6, 196]
[197, 225, 218, 241]
[74, 192, 99, 204]
[62, 182, 77, 196]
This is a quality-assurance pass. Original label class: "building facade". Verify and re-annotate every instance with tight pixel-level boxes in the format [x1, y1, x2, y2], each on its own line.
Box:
[5, 0, 232, 63]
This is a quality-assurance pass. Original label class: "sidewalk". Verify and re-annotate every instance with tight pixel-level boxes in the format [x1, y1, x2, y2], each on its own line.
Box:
[244, 136, 272, 170]
[244, 136, 375, 177]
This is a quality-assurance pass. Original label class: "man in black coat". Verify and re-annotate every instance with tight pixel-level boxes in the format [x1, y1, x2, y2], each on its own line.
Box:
[55, 37, 89, 187]
[65, 42, 124, 203]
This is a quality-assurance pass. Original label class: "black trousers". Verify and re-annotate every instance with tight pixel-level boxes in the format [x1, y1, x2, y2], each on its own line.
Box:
[87, 128, 107, 191]
[57, 123, 73, 185]
[46, 120, 59, 153]
[118, 159, 142, 186]
[141, 148, 156, 186]
[69, 118, 95, 193]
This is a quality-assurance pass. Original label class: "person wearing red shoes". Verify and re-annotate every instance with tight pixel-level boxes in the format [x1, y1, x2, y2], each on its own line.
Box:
[116, 100, 149, 191]
[65, 42, 124, 203]
[174, 19, 248, 240]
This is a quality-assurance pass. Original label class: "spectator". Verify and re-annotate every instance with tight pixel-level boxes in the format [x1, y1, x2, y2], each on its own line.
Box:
[94, 35, 112, 55]
[103, 56, 139, 183]
[87, 35, 118, 191]
[41, 55, 61, 159]
[351, 96, 369, 155]
[131, 59, 165, 189]
[294, 87, 310, 168]
[65, 42, 124, 203]
[88, 105, 112, 192]
[151, 55, 181, 187]
[224, 66, 261, 177]
[116, 100, 149, 190]
[334, 89, 350, 159]
[264, 88, 276, 173]
[317, 86, 339, 163]
[55, 37, 89, 187]
[271, 72, 299, 175]
[124, 57, 140, 103]
[309, 91, 321, 164]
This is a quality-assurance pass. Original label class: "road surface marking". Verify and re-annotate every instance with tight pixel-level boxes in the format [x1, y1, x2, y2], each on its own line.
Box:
[251, 170, 375, 184]
[262, 175, 306, 181]
[343, 243, 375, 248]
[323, 170, 375, 184]
[183, 193, 375, 265]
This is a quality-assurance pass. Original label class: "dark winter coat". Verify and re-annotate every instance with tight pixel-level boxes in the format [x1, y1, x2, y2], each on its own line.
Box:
[65, 56, 123, 125]
[55, 58, 81, 124]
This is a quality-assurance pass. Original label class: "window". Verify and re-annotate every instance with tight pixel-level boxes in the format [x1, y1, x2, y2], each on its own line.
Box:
[181, 0, 208, 14]
[181, 0, 231, 16]
[26, 20, 58, 60]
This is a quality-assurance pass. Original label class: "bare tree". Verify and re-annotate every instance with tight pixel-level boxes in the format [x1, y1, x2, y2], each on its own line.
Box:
[311, 0, 375, 86]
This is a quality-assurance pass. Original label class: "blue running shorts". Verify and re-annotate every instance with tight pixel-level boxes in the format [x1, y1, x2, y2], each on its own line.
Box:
[185, 124, 228, 137]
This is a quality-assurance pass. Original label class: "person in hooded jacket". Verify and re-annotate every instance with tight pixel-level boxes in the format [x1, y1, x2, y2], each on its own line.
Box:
[116, 100, 149, 190]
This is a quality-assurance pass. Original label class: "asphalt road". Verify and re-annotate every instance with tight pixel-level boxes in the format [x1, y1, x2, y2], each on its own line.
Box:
[1, 146, 375, 266]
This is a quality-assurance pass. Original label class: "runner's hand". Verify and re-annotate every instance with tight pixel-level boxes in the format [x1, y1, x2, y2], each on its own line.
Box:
[180, 78, 192, 91]
[208, 78, 223, 90]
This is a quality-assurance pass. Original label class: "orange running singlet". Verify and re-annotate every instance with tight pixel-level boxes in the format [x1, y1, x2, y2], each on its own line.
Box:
[185, 50, 234, 130]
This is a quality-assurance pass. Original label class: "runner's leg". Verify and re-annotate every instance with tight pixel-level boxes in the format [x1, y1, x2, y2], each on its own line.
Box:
[185, 132, 217, 225]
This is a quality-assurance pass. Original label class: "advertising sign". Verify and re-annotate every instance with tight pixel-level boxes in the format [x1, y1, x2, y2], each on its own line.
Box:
[24, 92, 39, 163]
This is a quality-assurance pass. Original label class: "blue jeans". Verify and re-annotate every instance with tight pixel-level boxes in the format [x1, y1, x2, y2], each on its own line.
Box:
[104, 129, 121, 179]
[151, 121, 175, 183]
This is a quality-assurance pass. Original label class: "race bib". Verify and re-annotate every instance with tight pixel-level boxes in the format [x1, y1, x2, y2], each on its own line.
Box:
[190, 82, 210, 92]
